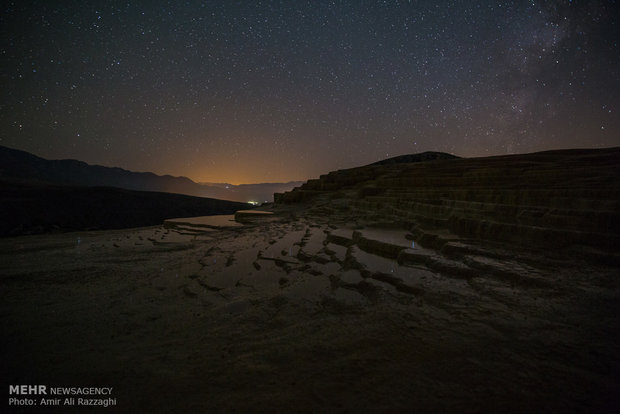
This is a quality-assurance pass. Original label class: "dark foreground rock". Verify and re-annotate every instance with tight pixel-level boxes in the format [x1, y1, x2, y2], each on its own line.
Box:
[1, 204, 619, 412]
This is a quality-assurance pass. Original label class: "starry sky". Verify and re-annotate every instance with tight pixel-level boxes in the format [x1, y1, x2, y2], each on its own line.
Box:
[1, 1, 619, 184]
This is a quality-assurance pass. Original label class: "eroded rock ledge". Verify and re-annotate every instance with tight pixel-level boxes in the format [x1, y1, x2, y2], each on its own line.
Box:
[275, 148, 620, 263]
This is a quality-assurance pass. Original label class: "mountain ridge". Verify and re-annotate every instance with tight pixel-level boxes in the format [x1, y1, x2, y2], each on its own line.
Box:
[0, 145, 302, 202]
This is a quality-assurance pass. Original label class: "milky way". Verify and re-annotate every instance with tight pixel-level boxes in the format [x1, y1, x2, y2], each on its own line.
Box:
[1, 1, 619, 183]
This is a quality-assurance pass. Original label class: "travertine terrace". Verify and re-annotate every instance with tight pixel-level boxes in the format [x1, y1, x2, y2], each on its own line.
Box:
[277, 148, 620, 264]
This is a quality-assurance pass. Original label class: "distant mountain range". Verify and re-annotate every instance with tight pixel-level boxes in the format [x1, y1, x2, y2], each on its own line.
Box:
[0, 146, 302, 203]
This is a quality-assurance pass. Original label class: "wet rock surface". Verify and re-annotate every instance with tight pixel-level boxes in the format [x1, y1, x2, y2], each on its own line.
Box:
[1, 205, 619, 413]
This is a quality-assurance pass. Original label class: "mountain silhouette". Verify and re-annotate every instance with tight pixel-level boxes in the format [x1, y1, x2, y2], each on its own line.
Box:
[0, 145, 301, 203]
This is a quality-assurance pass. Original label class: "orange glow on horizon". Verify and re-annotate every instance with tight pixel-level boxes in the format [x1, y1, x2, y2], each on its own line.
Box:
[174, 148, 318, 184]
[183, 165, 309, 186]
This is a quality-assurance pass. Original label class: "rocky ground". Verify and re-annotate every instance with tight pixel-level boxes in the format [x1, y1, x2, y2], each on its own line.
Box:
[2, 205, 619, 413]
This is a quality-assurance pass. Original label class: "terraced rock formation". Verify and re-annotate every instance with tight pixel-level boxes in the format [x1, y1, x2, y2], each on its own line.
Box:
[4, 199, 619, 412]
[276, 148, 620, 264]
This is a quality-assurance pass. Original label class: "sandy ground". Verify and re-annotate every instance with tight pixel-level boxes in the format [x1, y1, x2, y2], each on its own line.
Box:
[2, 208, 619, 413]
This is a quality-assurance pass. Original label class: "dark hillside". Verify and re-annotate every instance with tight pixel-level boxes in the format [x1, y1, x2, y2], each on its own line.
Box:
[0, 179, 249, 236]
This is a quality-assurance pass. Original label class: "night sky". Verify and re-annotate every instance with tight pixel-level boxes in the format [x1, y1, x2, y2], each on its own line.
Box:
[1, 1, 619, 184]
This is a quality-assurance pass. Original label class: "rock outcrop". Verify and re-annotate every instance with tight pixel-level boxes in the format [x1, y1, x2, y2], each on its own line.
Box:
[276, 148, 620, 263]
